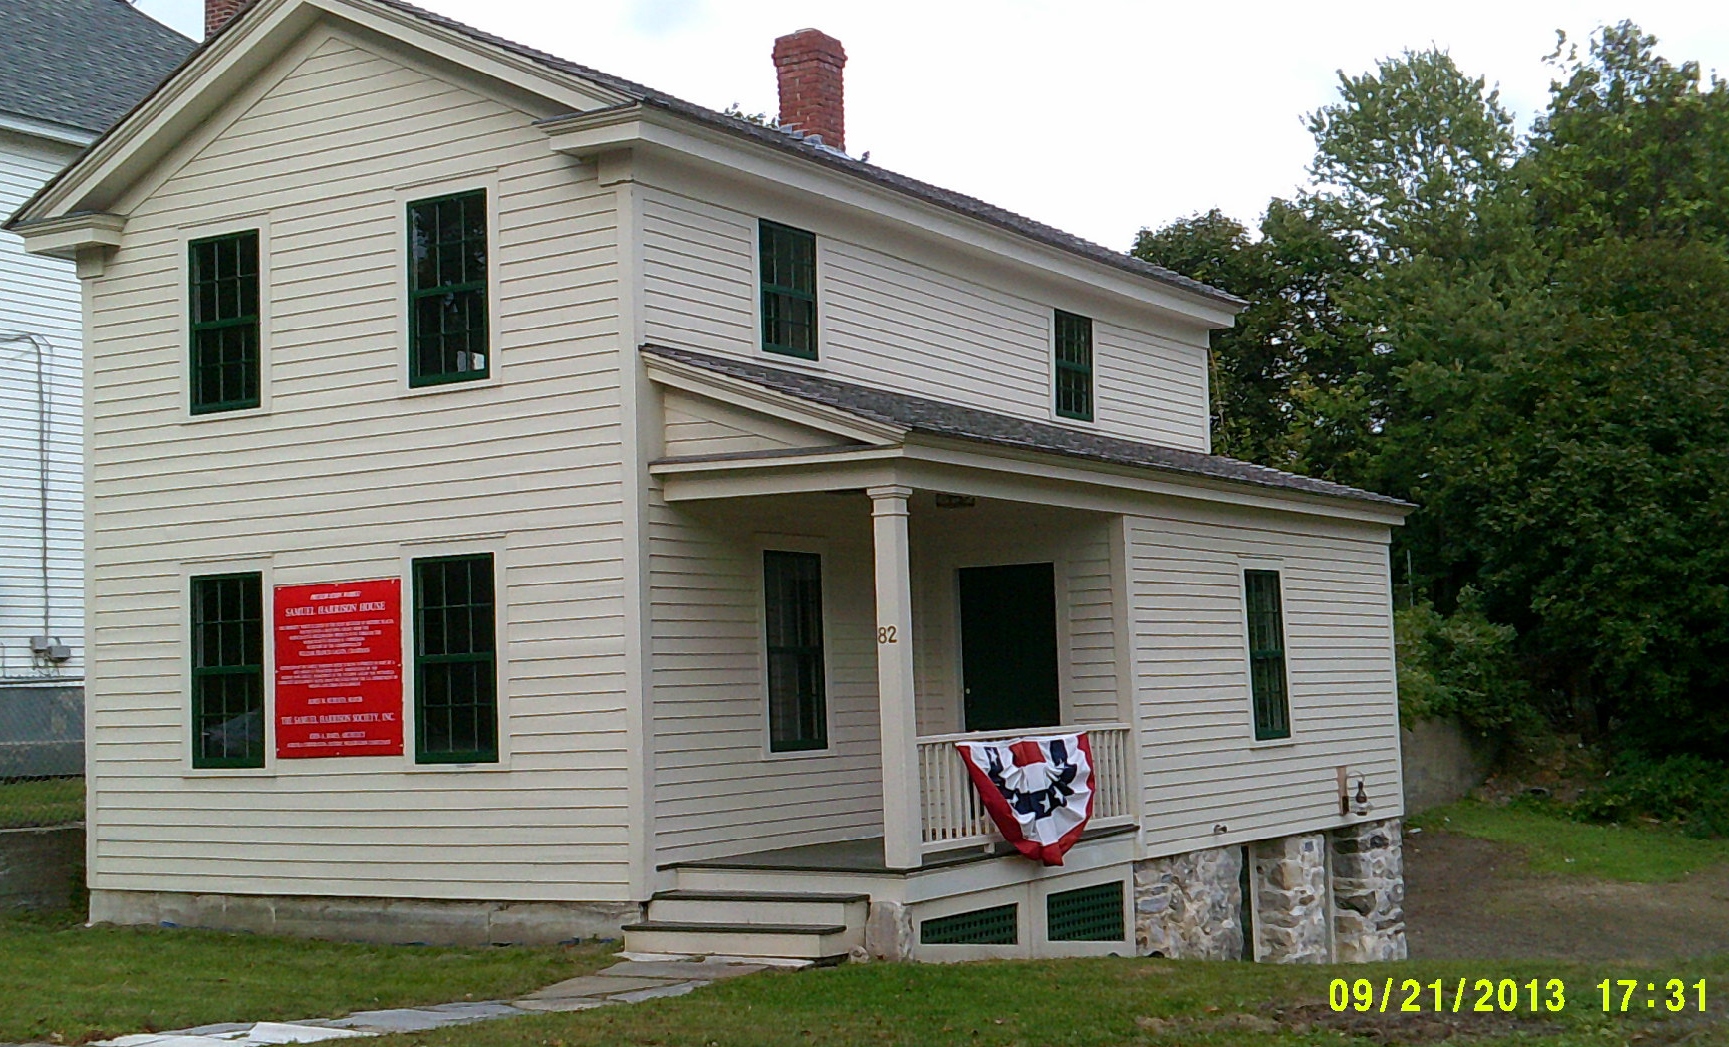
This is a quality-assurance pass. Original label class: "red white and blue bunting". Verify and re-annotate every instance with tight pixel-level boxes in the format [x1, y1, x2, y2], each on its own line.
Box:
[955, 733, 1094, 866]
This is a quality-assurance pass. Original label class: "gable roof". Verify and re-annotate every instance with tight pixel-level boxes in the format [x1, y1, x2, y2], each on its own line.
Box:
[363, 0, 1241, 309]
[641, 344, 1413, 511]
[9, 0, 1240, 311]
[0, 0, 194, 136]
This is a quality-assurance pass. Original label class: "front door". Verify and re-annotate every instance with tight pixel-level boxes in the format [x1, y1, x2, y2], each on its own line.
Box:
[958, 562, 1060, 732]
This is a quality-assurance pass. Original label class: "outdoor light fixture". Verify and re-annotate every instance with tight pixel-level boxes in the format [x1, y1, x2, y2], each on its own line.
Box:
[1352, 778, 1371, 816]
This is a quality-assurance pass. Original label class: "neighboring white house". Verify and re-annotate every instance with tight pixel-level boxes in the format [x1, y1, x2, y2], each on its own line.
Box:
[11, 0, 1413, 963]
[0, 0, 191, 771]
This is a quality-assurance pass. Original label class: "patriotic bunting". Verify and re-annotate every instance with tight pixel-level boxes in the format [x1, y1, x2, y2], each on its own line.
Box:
[955, 733, 1094, 866]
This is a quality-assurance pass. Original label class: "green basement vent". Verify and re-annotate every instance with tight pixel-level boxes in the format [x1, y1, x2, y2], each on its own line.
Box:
[920, 903, 1018, 945]
[1046, 881, 1125, 942]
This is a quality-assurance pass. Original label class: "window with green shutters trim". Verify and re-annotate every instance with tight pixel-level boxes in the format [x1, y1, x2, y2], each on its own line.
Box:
[763, 550, 827, 751]
[414, 554, 498, 763]
[1054, 309, 1093, 421]
[408, 190, 489, 386]
[1245, 569, 1292, 740]
[191, 573, 264, 769]
[759, 219, 817, 359]
[188, 231, 261, 413]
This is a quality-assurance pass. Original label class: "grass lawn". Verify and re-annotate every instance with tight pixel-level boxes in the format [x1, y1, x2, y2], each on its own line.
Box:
[0, 775, 85, 829]
[1409, 799, 1729, 881]
[373, 955, 1729, 1047]
[0, 909, 615, 1045]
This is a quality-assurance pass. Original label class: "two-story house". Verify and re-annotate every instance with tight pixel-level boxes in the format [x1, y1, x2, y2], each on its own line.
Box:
[0, 0, 191, 774]
[10, 0, 1411, 963]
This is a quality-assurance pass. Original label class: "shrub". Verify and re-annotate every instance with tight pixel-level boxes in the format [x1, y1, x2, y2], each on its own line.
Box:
[1396, 588, 1536, 737]
[1574, 752, 1729, 838]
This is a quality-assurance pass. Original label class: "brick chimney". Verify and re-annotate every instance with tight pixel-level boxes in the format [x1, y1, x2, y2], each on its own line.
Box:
[206, 0, 245, 38]
[773, 29, 846, 152]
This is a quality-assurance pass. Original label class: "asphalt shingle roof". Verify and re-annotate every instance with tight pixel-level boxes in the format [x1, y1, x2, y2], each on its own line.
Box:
[0, 0, 194, 135]
[643, 344, 1412, 511]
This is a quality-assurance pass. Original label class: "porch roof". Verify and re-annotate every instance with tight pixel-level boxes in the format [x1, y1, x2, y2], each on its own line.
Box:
[642, 344, 1413, 512]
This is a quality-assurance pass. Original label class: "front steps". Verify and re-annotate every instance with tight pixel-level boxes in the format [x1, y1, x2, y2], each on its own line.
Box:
[622, 889, 868, 963]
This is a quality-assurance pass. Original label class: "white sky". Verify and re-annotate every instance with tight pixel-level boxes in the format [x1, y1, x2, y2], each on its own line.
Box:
[133, 0, 1729, 252]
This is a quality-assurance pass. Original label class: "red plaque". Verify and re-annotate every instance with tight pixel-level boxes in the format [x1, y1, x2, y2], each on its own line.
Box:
[274, 579, 404, 758]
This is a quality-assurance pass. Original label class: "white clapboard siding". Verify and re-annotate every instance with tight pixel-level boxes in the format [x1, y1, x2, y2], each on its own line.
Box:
[83, 30, 634, 903]
[662, 387, 855, 458]
[636, 177, 1212, 453]
[0, 131, 86, 683]
[648, 491, 886, 863]
[1126, 503, 1402, 856]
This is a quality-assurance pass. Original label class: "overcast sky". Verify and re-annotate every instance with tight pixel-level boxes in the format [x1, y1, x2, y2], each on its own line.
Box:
[132, 0, 1729, 252]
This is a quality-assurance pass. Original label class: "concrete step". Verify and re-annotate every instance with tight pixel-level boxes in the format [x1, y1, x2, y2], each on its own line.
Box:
[622, 920, 862, 962]
[647, 889, 868, 927]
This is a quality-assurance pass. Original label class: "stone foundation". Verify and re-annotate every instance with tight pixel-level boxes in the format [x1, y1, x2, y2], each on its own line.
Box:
[864, 899, 914, 961]
[88, 889, 640, 947]
[1133, 845, 1243, 960]
[1134, 819, 1408, 965]
[1250, 833, 1330, 963]
[1330, 818, 1408, 961]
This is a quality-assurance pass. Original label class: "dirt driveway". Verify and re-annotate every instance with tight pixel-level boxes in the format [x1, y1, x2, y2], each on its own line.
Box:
[1403, 830, 1729, 960]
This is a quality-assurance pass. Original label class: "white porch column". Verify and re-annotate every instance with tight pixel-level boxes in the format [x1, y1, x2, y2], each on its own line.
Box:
[869, 484, 922, 870]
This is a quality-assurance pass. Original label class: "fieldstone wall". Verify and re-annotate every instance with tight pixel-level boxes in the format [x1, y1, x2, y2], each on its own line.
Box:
[1250, 833, 1331, 963]
[1330, 818, 1408, 962]
[1132, 845, 1243, 960]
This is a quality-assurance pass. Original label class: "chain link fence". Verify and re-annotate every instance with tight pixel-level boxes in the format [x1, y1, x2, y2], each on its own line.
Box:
[0, 683, 84, 829]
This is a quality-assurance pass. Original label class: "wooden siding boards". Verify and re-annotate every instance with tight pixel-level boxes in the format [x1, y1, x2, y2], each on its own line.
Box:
[1125, 504, 1403, 857]
[635, 175, 1213, 454]
[0, 130, 85, 684]
[83, 31, 633, 902]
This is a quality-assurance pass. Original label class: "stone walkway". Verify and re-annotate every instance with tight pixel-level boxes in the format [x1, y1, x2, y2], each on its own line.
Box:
[57, 959, 769, 1047]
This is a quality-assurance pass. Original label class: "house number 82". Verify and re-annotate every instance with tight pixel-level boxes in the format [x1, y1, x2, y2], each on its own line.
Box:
[876, 626, 898, 644]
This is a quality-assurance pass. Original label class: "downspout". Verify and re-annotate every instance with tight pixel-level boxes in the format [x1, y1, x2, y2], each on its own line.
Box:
[0, 332, 53, 661]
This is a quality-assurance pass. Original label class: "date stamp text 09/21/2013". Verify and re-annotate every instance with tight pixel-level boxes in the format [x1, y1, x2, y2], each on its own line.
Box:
[1328, 978, 1709, 1014]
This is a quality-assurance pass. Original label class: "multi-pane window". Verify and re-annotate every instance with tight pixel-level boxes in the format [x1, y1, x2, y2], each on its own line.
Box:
[408, 190, 489, 385]
[1054, 309, 1093, 421]
[188, 231, 261, 413]
[1244, 569, 1291, 740]
[414, 554, 498, 763]
[191, 573, 264, 769]
[763, 550, 826, 751]
[759, 219, 817, 359]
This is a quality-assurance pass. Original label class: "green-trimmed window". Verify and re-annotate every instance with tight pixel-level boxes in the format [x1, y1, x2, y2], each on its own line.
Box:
[759, 219, 817, 359]
[764, 550, 826, 751]
[408, 190, 489, 386]
[188, 231, 261, 413]
[414, 554, 498, 763]
[191, 573, 264, 769]
[1245, 569, 1291, 740]
[1054, 309, 1093, 421]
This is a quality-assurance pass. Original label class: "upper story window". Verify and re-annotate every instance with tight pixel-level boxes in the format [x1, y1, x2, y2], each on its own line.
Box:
[408, 189, 489, 386]
[190, 572, 265, 769]
[759, 219, 817, 359]
[1244, 569, 1291, 740]
[1054, 309, 1093, 422]
[763, 549, 827, 752]
[188, 230, 261, 414]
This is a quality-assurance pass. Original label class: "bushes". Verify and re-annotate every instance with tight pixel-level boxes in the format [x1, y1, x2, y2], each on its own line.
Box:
[1396, 589, 1536, 738]
[1574, 753, 1729, 838]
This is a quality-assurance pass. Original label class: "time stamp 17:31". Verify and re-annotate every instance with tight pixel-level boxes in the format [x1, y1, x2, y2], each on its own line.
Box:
[1328, 977, 1709, 1014]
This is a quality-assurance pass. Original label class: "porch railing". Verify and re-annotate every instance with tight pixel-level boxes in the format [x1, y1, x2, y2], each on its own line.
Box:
[915, 723, 1136, 853]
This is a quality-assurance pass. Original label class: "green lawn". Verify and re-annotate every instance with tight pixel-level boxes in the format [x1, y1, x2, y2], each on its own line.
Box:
[0, 775, 85, 829]
[0, 909, 614, 1045]
[373, 955, 1728, 1047]
[1410, 799, 1729, 881]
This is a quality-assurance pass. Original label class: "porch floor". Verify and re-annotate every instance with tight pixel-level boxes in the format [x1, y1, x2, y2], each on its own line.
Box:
[663, 824, 1138, 875]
